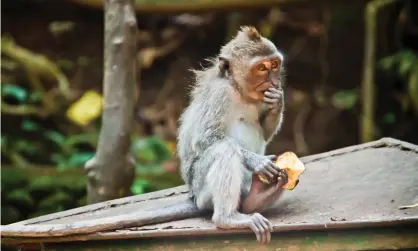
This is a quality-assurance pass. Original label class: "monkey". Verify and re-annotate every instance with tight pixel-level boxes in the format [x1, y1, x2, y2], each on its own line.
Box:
[177, 25, 287, 244]
[0, 26, 287, 244]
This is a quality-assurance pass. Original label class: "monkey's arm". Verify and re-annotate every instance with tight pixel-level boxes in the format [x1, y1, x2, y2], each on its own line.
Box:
[0, 199, 205, 237]
[241, 172, 288, 214]
[260, 88, 284, 142]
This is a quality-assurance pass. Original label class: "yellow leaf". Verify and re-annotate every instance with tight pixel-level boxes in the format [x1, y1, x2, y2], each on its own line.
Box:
[67, 90, 103, 126]
[167, 141, 177, 155]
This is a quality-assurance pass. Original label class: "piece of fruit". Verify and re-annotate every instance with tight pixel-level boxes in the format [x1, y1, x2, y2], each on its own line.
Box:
[258, 152, 306, 190]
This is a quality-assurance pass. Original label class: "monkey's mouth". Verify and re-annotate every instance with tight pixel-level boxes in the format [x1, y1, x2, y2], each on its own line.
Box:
[255, 81, 273, 92]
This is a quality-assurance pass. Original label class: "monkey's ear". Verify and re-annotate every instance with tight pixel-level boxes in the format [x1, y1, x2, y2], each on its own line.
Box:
[218, 56, 230, 77]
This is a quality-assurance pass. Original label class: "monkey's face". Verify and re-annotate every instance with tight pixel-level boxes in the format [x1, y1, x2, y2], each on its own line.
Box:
[244, 56, 282, 102]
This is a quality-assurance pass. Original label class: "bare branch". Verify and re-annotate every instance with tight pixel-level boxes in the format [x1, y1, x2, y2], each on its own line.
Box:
[84, 0, 138, 204]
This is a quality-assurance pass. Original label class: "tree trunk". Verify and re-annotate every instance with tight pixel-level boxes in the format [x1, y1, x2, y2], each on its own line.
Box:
[84, 0, 137, 204]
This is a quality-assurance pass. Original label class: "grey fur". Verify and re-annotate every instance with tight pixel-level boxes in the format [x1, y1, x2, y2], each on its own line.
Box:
[177, 26, 285, 241]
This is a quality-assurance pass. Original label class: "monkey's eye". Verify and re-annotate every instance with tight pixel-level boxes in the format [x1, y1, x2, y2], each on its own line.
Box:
[258, 64, 268, 71]
[271, 61, 279, 69]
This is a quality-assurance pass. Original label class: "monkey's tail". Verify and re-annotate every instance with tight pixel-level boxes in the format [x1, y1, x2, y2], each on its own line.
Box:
[1, 199, 203, 237]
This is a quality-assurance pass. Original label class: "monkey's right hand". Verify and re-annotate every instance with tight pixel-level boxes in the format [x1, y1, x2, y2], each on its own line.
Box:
[253, 155, 282, 181]
[242, 150, 280, 181]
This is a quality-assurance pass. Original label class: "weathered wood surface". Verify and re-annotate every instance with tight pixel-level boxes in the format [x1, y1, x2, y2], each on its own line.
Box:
[28, 227, 418, 251]
[2, 137, 418, 246]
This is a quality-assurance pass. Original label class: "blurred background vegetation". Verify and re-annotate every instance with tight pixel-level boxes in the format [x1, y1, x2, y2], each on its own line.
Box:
[1, 0, 417, 225]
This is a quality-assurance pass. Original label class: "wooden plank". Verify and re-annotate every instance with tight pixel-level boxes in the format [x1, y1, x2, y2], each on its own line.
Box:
[2, 138, 418, 245]
[12, 226, 418, 250]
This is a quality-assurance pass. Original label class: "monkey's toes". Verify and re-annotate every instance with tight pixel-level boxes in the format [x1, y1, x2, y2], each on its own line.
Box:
[250, 213, 272, 244]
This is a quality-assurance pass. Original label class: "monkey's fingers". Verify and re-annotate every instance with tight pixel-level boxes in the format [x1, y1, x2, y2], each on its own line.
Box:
[258, 172, 271, 182]
[253, 218, 267, 244]
[257, 218, 272, 244]
[263, 97, 278, 104]
[268, 87, 282, 94]
[250, 221, 263, 243]
[265, 164, 280, 176]
[253, 214, 272, 244]
[278, 170, 289, 184]
[269, 160, 281, 169]
[264, 90, 281, 99]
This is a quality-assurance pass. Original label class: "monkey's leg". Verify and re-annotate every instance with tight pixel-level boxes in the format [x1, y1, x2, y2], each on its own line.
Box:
[241, 172, 288, 214]
[205, 146, 273, 244]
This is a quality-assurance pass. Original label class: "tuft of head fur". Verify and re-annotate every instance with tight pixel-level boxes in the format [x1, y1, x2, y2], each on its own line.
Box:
[245, 26, 261, 41]
[219, 26, 277, 60]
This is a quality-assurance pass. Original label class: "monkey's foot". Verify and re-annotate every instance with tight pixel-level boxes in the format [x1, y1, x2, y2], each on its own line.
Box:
[248, 213, 273, 244]
[213, 213, 273, 244]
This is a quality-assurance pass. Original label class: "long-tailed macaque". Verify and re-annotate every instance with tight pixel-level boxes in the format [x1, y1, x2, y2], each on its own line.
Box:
[1, 26, 287, 244]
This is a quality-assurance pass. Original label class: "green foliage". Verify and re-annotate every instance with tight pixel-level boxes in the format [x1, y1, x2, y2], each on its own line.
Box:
[379, 50, 418, 114]
[57, 152, 95, 171]
[29, 175, 86, 194]
[38, 191, 73, 209]
[130, 135, 180, 195]
[382, 113, 396, 125]
[7, 189, 35, 208]
[331, 89, 359, 110]
[0, 36, 181, 224]
[1, 169, 29, 189]
[131, 136, 172, 164]
[1, 206, 22, 225]
[1, 83, 28, 103]
[379, 50, 418, 79]
[131, 179, 151, 195]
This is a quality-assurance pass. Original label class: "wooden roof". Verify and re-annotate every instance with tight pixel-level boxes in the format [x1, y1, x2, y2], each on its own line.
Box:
[2, 137, 418, 246]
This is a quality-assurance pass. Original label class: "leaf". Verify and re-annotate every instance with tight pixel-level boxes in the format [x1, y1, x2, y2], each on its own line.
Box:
[131, 138, 157, 163]
[56, 152, 95, 171]
[1, 136, 6, 148]
[57, 59, 74, 71]
[48, 21, 75, 36]
[378, 55, 398, 70]
[28, 91, 44, 102]
[77, 56, 90, 66]
[38, 191, 73, 209]
[382, 113, 396, 124]
[131, 179, 151, 195]
[14, 140, 38, 155]
[44, 131, 66, 146]
[22, 119, 40, 132]
[408, 66, 418, 113]
[65, 133, 98, 148]
[379, 50, 418, 80]
[66, 90, 103, 126]
[331, 90, 359, 110]
[399, 59, 414, 78]
[50, 153, 66, 164]
[7, 188, 35, 208]
[1, 84, 27, 103]
[67, 152, 95, 168]
[1, 206, 23, 225]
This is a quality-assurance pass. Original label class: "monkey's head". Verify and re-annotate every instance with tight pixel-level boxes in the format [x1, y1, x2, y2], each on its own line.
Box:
[219, 26, 284, 102]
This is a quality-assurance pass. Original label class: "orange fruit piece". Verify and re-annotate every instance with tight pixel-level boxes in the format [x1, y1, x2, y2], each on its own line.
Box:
[258, 152, 306, 190]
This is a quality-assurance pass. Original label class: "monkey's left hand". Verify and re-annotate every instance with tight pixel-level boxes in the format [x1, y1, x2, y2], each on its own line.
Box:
[263, 88, 283, 109]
